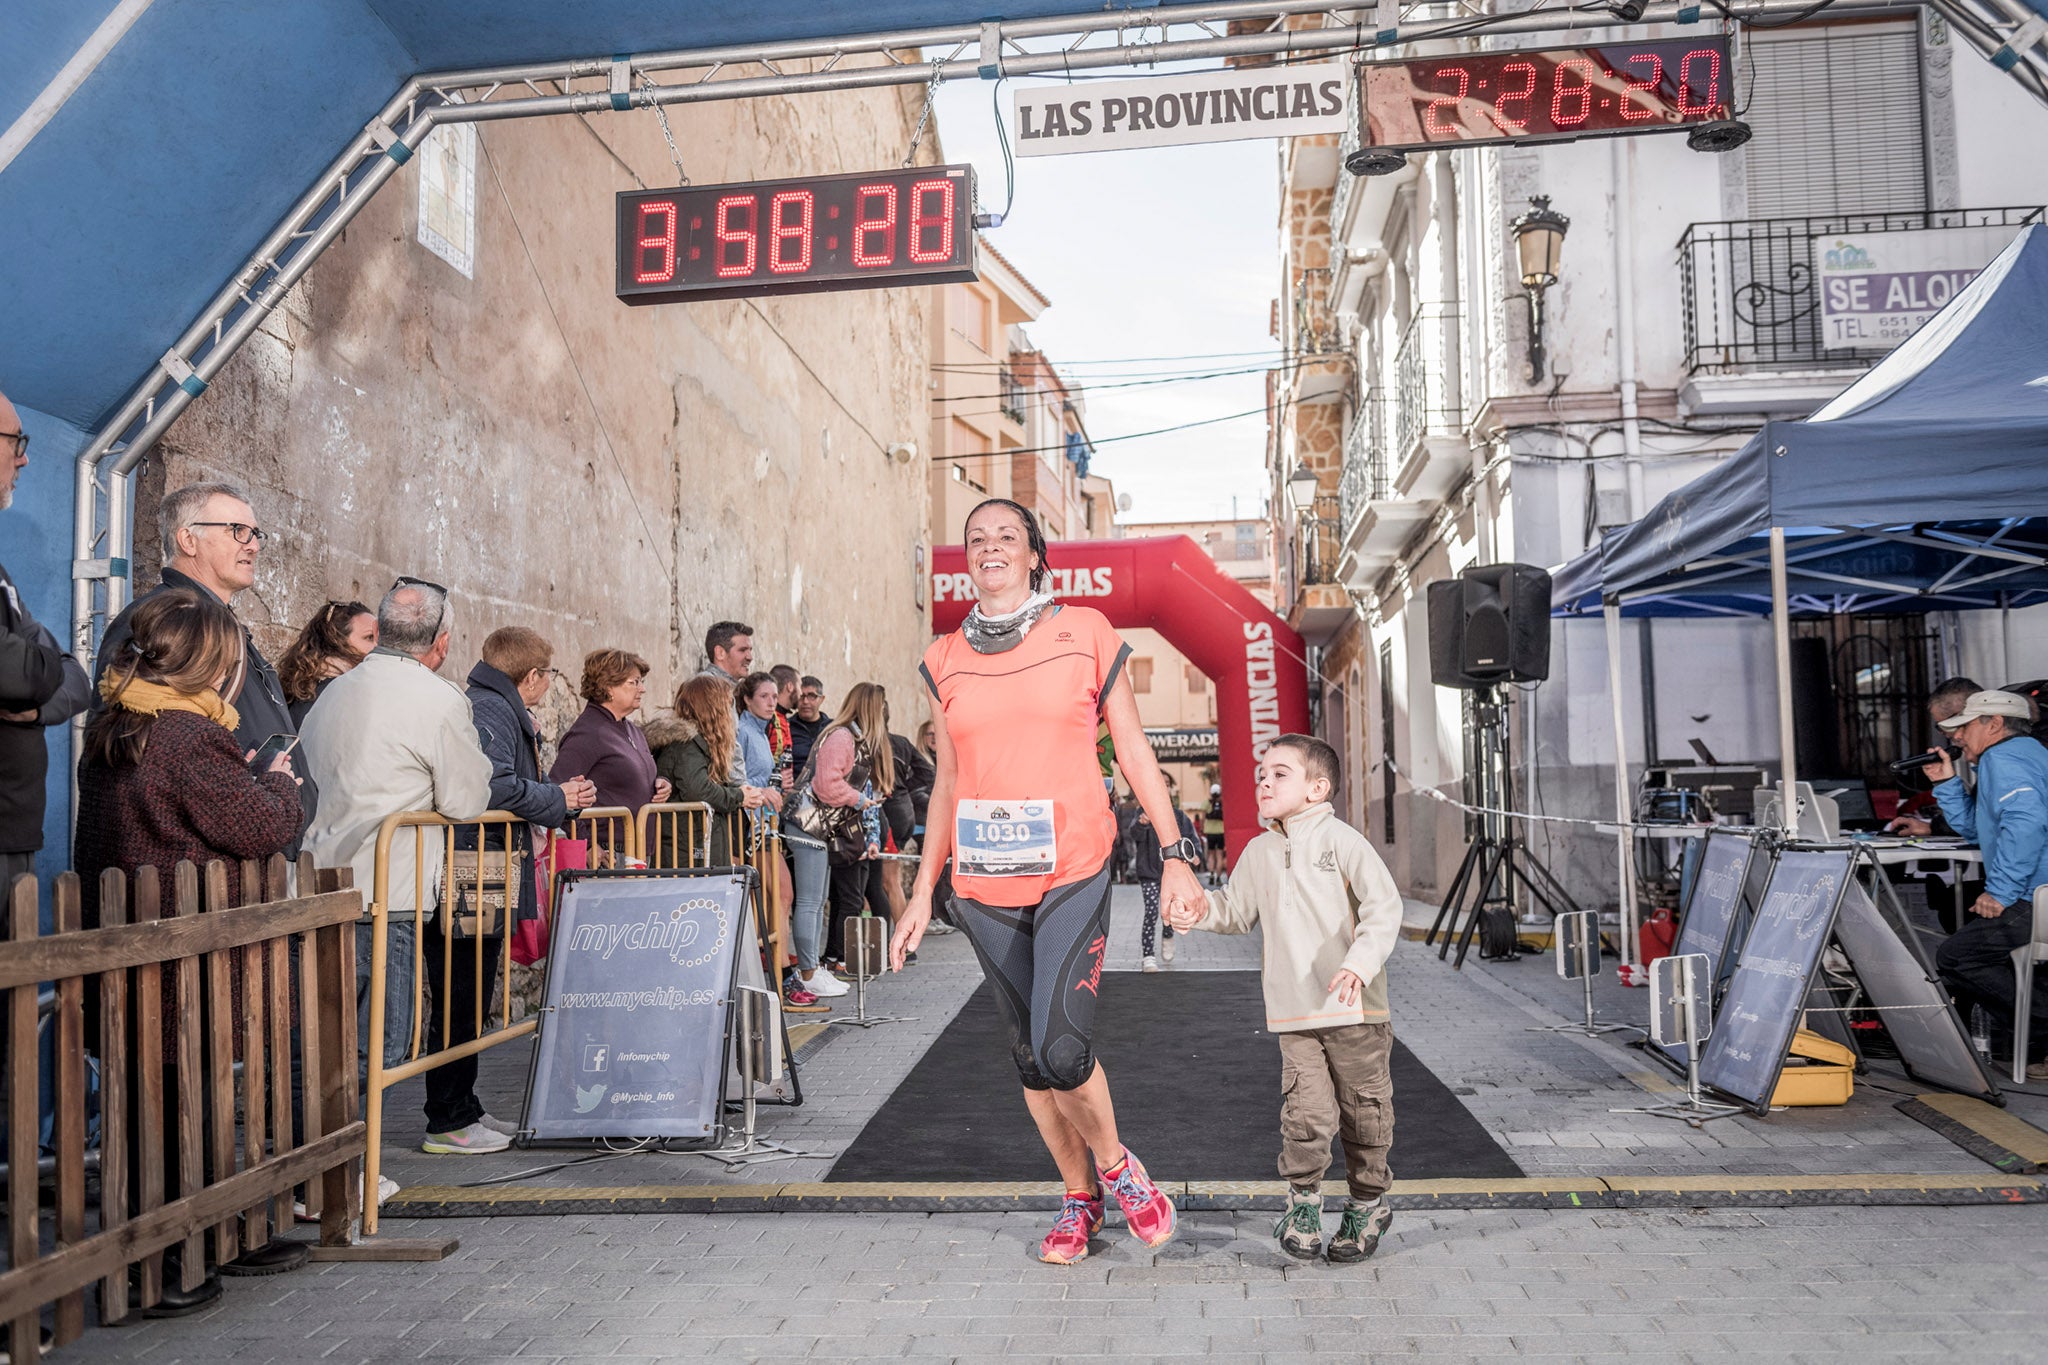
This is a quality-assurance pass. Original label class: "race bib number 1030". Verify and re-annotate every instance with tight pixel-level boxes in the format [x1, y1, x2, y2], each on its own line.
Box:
[955, 799, 1057, 878]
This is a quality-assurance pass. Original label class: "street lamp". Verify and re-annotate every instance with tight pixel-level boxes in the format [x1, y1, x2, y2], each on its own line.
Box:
[1510, 196, 1570, 384]
[1286, 460, 1320, 515]
[1287, 460, 1323, 584]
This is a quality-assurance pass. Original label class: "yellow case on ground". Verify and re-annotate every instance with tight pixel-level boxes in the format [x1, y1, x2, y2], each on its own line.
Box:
[1769, 1028, 1857, 1107]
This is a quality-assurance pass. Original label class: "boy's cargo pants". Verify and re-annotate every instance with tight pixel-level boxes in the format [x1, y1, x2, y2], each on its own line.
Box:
[1277, 1021, 1394, 1199]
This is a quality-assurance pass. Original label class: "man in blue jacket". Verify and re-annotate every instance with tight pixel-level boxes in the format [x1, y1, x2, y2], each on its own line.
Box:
[424, 627, 595, 1154]
[1929, 689, 2048, 1079]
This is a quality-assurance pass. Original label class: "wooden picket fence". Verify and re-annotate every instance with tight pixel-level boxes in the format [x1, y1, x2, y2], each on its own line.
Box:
[0, 854, 365, 1361]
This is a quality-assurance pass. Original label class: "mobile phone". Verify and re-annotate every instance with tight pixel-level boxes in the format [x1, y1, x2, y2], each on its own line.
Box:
[248, 733, 300, 775]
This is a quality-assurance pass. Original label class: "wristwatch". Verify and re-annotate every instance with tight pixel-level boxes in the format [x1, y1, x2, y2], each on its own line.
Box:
[1162, 834, 1204, 866]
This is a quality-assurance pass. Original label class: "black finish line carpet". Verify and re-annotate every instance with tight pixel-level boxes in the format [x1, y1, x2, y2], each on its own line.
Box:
[829, 971, 1521, 1183]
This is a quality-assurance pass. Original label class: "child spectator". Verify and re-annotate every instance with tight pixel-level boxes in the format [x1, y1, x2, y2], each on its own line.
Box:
[1170, 734, 1403, 1263]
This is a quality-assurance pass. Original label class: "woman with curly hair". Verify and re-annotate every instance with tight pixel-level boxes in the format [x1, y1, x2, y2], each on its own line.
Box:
[276, 599, 376, 725]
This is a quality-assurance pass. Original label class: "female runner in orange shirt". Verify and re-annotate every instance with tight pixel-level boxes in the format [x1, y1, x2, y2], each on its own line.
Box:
[891, 498, 1207, 1264]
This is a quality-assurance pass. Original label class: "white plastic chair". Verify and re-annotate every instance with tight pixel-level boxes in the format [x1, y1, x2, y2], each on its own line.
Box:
[2009, 885, 2048, 1085]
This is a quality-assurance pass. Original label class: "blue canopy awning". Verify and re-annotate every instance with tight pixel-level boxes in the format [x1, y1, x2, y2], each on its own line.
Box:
[0, 0, 1199, 433]
[1553, 222, 2048, 618]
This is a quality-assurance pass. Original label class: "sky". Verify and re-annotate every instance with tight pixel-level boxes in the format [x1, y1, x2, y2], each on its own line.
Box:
[931, 73, 1283, 526]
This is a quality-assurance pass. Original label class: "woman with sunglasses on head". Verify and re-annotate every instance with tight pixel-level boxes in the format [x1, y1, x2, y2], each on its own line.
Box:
[278, 600, 377, 725]
[892, 498, 1204, 1265]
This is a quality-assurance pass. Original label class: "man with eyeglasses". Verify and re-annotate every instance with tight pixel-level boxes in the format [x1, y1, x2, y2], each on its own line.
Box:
[0, 388, 92, 888]
[97, 480, 313, 849]
[789, 674, 831, 774]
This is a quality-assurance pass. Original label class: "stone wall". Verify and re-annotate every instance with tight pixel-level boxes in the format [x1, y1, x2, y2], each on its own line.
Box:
[148, 70, 938, 732]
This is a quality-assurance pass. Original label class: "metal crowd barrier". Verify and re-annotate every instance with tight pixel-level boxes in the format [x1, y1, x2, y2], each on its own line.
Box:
[637, 802, 789, 980]
[553, 804, 640, 868]
[637, 800, 715, 871]
[360, 802, 792, 1234]
[363, 810, 540, 1237]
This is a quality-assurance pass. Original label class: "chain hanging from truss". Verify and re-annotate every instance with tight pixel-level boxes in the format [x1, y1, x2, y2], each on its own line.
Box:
[638, 72, 691, 185]
[901, 68, 946, 168]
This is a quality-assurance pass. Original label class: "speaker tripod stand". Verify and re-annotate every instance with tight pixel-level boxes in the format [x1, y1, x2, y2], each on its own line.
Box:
[1424, 685, 1586, 968]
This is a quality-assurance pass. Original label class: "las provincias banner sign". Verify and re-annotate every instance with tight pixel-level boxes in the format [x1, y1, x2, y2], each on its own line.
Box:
[1012, 65, 1348, 156]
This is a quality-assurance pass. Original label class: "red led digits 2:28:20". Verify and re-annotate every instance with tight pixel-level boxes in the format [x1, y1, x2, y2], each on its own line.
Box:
[852, 184, 898, 268]
[907, 178, 955, 264]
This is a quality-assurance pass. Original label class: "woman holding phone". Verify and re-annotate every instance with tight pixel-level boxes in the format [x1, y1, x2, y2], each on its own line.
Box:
[75, 587, 307, 1308]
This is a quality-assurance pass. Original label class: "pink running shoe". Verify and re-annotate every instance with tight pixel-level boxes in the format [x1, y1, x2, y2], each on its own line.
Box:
[1038, 1192, 1105, 1264]
[1099, 1147, 1177, 1248]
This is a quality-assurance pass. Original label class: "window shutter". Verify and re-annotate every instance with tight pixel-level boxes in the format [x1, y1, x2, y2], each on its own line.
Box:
[1744, 25, 1926, 218]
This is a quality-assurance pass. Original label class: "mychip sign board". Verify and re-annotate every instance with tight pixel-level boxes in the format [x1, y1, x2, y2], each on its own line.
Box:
[1698, 847, 1853, 1112]
[1813, 223, 2022, 350]
[524, 870, 750, 1140]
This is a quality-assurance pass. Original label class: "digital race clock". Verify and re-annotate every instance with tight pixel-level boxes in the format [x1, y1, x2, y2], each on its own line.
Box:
[1360, 37, 1732, 152]
[616, 163, 978, 304]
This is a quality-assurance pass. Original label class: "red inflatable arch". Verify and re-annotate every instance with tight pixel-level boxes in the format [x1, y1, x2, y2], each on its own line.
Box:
[931, 536, 1311, 860]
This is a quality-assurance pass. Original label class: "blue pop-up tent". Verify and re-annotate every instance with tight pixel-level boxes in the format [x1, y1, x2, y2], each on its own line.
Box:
[1555, 220, 2048, 622]
[1549, 222, 2048, 952]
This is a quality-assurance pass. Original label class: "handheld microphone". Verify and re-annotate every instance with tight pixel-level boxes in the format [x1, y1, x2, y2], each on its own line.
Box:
[1889, 750, 1950, 774]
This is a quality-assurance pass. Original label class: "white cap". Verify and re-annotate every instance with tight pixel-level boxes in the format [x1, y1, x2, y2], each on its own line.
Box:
[1937, 689, 2033, 730]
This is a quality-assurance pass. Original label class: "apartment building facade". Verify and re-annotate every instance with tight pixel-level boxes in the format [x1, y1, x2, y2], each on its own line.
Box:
[1268, 11, 2048, 906]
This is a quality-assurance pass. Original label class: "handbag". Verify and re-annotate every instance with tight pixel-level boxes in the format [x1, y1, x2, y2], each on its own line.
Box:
[514, 836, 590, 966]
[448, 847, 525, 938]
[791, 754, 868, 864]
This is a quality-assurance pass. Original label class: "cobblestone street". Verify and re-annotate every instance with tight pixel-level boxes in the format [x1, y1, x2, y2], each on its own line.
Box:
[69, 886, 2048, 1362]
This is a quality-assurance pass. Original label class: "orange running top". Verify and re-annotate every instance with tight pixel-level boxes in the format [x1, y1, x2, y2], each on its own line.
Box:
[922, 604, 1131, 908]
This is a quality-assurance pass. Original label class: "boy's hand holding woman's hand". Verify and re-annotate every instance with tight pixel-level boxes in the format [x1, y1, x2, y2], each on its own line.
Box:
[1161, 858, 1205, 931]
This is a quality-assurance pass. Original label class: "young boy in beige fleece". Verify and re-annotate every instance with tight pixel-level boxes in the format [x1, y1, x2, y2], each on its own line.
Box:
[1168, 733, 1404, 1262]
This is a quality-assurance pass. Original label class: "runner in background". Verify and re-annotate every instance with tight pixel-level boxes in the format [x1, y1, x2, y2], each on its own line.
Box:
[893, 498, 1206, 1265]
[1204, 782, 1228, 887]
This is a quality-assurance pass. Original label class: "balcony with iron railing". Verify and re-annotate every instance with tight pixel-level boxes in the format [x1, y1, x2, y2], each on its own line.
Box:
[1338, 398, 1388, 544]
[997, 364, 1026, 425]
[1393, 303, 1461, 455]
[1334, 389, 1434, 589]
[1678, 206, 2043, 374]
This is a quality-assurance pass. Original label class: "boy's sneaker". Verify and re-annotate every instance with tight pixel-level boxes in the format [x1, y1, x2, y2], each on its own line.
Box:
[1038, 1191, 1105, 1264]
[1142, 955, 1161, 973]
[1327, 1195, 1393, 1263]
[1161, 934, 1176, 963]
[1099, 1147, 1176, 1248]
[1275, 1188, 1324, 1260]
[422, 1121, 512, 1155]
[477, 1112, 519, 1138]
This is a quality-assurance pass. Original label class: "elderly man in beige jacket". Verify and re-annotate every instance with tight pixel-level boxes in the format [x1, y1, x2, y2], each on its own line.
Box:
[299, 579, 491, 1107]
